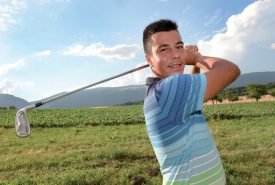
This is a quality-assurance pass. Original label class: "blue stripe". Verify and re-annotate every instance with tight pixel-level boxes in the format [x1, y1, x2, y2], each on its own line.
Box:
[147, 114, 204, 136]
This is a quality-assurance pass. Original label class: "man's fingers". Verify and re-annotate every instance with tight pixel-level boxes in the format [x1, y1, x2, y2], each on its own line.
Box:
[185, 45, 199, 51]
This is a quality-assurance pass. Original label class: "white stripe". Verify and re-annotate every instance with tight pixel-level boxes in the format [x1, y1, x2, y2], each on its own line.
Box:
[166, 149, 219, 177]
[163, 161, 223, 183]
[171, 147, 217, 170]
[159, 146, 217, 176]
[190, 162, 224, 185]
[209, 175, 226, 185]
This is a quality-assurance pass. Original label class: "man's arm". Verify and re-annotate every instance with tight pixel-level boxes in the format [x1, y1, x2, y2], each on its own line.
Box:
[195, 56, 240, 102]
[185, 45, 241, 102]
[189, 65, 201, 74]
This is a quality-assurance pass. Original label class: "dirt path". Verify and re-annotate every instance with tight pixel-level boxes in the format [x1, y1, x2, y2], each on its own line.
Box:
[205, 95, 275, 105]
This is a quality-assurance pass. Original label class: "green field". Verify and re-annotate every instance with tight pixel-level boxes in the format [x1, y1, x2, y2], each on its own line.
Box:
[0, 102, 275, 185]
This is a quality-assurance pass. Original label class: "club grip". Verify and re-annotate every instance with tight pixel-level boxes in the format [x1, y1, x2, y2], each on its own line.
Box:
[35, 102, 44, 107]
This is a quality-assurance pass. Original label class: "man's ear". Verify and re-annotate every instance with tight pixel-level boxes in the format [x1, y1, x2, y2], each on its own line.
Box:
[145, 54, 153, 67]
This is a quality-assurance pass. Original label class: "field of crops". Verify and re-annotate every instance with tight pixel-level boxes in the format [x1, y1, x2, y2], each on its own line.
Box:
[0, 101, 275, 185]
[1, 101, 275, 128]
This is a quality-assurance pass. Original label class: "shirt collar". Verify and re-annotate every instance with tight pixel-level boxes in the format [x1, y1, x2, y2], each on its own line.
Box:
[146, 77, 162, 86]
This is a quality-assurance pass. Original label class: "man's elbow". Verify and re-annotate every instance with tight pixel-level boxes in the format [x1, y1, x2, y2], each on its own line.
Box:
[224, 61, 241, 84]
[231, 63, 241, 82]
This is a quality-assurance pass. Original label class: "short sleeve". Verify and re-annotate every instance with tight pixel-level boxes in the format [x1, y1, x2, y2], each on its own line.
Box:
[197, 73, 207, 110]
[155, 73, 206, 122]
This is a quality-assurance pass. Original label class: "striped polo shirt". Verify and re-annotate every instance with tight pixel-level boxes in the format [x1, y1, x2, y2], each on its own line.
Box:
[144, 74, 226, 185]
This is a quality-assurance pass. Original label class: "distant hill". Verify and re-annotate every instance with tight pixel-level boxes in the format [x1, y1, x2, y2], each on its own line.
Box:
[1, 71, 275, 109]
[229, 71, 275, 88]
[0, 94, 29, 109]
[38, 85, 147, 109]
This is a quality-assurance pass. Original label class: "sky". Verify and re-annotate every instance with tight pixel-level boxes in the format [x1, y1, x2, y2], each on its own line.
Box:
[0, 0, 274, 102]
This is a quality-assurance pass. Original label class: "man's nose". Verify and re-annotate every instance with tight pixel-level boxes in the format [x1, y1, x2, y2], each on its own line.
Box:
[172, 49, 181, 59]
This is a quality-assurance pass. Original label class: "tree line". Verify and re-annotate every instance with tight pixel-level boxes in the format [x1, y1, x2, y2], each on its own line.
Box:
[211, 82, 275, 104]
[0, 106, 17, 110]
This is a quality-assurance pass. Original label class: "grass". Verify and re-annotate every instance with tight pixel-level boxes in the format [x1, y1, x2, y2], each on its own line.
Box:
[0, 102, 274, 184]
[210, 117, 275, 185]
[0, 117, 275, 184]
[0, 125, 161, 185]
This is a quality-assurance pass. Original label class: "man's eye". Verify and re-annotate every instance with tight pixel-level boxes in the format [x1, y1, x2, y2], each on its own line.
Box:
[160, 48, 166, 52]
[177, 45, 183, 49]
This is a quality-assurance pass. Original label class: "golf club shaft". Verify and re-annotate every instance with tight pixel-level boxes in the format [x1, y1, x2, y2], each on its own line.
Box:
[33, 64, 149, 108]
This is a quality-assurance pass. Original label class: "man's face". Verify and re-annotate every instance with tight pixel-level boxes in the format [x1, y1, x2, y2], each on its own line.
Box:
[146, 30, 187, 78]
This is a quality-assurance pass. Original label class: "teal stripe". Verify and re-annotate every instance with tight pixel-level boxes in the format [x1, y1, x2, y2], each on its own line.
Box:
[197, 74, 206, 110]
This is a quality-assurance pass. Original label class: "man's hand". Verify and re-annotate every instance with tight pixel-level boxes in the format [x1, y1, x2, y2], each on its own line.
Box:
[184, 45, 201, 65]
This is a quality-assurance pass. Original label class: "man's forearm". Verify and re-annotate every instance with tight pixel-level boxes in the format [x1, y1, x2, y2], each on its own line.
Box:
[193, 55, 236, 73]
[189, 66, 201, 74]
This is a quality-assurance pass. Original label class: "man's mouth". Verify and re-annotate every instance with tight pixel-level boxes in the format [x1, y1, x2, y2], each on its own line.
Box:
[168, 63, 183, 69]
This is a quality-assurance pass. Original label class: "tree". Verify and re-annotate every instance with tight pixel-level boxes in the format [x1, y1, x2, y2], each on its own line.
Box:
[233, 86, 247, 96]
[211, 94, 223, 104]
[9, 106, 17, 110]
[247, 84, 267, 102]
[225, 89, 239, 103]
[266, 82, 275, 90]
[270, 88, 275, 99]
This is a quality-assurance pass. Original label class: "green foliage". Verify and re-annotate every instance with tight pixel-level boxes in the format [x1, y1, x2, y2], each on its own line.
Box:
[270, 88, 275, 98]
[223, 82, 275, 97]
[224, 89, 239, 102]
[247, 84, 267, 102]
[230, 86, 247, 96]
[0, 106, 17, 110]
[204, 102, 275, 121]
[211, 94, 223, 104]
[8, 106, 17, 110]
[266, 82, 275, 90]
[1, 102, 275, 128]
[0, 105, 144, 128]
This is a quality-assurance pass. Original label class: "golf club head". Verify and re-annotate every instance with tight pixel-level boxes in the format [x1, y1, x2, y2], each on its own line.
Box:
[15, 109, 30, 138]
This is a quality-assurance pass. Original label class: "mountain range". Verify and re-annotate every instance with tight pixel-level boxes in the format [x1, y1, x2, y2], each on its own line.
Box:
[1, 71, 275, 109]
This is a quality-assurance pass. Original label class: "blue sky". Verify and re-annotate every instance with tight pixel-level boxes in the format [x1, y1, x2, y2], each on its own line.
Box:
[0, 0, 274, 101]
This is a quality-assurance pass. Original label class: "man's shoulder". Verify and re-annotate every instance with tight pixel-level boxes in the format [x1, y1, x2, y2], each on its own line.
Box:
[145, 73, 205, 97]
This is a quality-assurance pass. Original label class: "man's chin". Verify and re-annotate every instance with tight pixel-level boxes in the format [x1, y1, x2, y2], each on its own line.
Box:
[169, 69, 184, 75]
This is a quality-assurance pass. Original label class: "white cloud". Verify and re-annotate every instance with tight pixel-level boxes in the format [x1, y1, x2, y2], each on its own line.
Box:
[0, 0, 27, 31]
[35, 50, 52, 57]
[271, 43, 275, 49]
[35, 0, 70, 5]
[0, 58, 25, 75]
[198, 0, 275, 73]
[0, 79, 15, 94]
[0, 79, 34, 94]
[63, 42, 141, 60]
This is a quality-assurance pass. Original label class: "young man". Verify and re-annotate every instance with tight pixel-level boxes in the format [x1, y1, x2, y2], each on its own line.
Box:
[143, 19, 240, 185]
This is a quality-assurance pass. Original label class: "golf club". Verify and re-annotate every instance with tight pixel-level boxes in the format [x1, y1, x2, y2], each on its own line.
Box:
[15, 64, 149, 138]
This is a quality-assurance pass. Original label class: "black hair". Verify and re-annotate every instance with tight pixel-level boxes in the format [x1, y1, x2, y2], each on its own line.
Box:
[143, 19, 178, 54]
